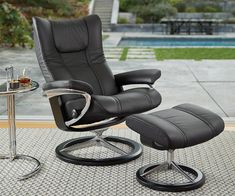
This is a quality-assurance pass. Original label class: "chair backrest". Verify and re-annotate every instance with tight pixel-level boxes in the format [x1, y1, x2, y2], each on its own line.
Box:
[33, 15, 119, 96]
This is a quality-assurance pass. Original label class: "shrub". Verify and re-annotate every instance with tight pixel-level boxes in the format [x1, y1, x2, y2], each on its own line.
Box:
[1, 0, 89, 21]
[185, 6, 196, 13]
[120, 0, 168, 13]
[203, 6, 218, 13]
[118, 17, 129, 24]
[169, 0, 186, 12]
[0, 2, 33, 48]
[132, 3, 177, 23]
[6, 0, 72, 15]
[119, 0, 130, 12]
[175, 2, 186, 12]
[195, 3, 222, 13]
[136, 17, 144, 24]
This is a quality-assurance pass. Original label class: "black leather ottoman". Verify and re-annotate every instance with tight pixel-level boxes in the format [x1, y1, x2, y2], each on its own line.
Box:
[126, 103, 224, 192]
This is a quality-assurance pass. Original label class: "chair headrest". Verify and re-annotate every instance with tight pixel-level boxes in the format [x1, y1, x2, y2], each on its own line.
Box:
[51, 19, 88, 53]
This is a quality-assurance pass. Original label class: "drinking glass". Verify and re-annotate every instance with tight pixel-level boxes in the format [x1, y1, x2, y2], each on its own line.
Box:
[5, 66, 20, 89]
[18, 68, 31, 87]
[5, 66, 14, 82]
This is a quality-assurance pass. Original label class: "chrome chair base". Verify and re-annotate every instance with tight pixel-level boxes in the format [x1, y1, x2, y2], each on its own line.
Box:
[0, 154, 42, 180]
[136, 150, 205, 192]
[55, 134, 142, 166]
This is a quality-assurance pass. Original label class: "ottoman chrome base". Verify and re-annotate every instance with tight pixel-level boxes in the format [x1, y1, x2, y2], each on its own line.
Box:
[126, 103, 225, 192]
[136, 150, 205, 192]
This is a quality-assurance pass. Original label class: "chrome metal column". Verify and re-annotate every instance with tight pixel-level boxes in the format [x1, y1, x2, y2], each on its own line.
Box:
[7, 95, 17, 161]
[167, 149, 174, 169]
[61, 128, 127, 155]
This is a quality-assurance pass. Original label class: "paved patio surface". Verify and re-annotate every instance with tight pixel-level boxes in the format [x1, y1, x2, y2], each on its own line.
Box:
[0, 48, 235, 121]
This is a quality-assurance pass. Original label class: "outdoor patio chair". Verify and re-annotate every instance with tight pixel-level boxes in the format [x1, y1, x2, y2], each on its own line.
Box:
[32, 15, 162, 166]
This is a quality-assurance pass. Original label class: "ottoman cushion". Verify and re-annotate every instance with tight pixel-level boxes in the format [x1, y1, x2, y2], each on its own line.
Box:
[126, 103, 224, 150]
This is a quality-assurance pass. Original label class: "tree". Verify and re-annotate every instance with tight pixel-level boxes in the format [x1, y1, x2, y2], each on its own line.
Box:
[0, 2, 33, 47]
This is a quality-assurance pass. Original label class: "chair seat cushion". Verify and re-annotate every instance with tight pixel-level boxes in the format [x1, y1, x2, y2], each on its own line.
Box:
[126, 103, 224, 150]
[64, 88, 162, 124]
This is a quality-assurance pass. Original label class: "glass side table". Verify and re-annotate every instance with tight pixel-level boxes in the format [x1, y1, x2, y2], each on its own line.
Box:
[0, 81, 42, 180]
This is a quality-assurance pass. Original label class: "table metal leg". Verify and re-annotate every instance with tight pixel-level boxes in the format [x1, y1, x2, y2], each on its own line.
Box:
[16, 155, 42, 180]
[7, 95, 17, 160]
[0, 94, 42, 180]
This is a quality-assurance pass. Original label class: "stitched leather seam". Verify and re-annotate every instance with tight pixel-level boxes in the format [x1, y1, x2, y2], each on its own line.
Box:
[84, 18, 105, 95]
[150, 73, 157, 84]
[134, 89, 152, 107]
[127, 115, 171, 148]
[50, 21, 77, 81]
[152, 113, 188, 147]
[112, 96, 122, 113]
[93, 99, 112, 115]
[144, 90, 153, 107]
[111, 96, 119, 113]
[174, 106, 215, 136]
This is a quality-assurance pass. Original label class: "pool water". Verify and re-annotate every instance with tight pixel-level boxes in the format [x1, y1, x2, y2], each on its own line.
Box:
[118, 37, 235, 47]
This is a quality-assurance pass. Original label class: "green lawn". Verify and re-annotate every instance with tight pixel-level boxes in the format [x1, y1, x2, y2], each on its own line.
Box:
[120, 47, 129, 61]
[154, 48, 235, 60]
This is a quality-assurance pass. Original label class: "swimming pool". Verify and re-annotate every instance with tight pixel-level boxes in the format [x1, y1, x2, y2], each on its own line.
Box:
[118, 37, 235, 47]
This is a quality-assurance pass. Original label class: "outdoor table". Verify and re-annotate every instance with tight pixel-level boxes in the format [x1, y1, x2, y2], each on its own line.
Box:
[161, 19, 222, 35]
[0, 81, 41, 180]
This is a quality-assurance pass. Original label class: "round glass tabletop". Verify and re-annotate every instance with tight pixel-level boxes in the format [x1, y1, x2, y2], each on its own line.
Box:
[0, 81, 39, 95]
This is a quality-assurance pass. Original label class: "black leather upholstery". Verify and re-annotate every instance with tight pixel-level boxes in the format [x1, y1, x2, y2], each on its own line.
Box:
[115, 69, 161, 85]
[34, 15, 118, 95]
[33, 15, 162, 126]
[43, 80, 93, 94]
[126, 103, 224, 150]
[52, 19, 88, 53]
[65, 88, 161, 123]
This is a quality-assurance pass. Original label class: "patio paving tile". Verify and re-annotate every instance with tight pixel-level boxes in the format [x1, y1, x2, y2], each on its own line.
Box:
[201, 82, 235, 117]
[104, 51, 122, 54]
[104, 48, 123, 51]
[109, 60, 196, 82]
[127, 52, 154, 54]
[127, 48, 155, 59]
[103, 33, 122, 47]
[105, 54, 121, 59]
[126, 55, 155, 59]
[104, 48, 123, 60]
[188, 60, 235, 82]
[128, 48, 153, 51]
[155, 81, 227, 117]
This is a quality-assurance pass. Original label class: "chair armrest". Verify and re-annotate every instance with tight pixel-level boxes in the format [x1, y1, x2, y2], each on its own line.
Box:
[42, 80, 93, 94]
[42, 81, 92, 127]
[114, 69, 161, 86]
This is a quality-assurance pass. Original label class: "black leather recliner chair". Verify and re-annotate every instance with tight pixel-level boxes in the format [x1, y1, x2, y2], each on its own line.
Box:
[33, 15, 162, 166]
